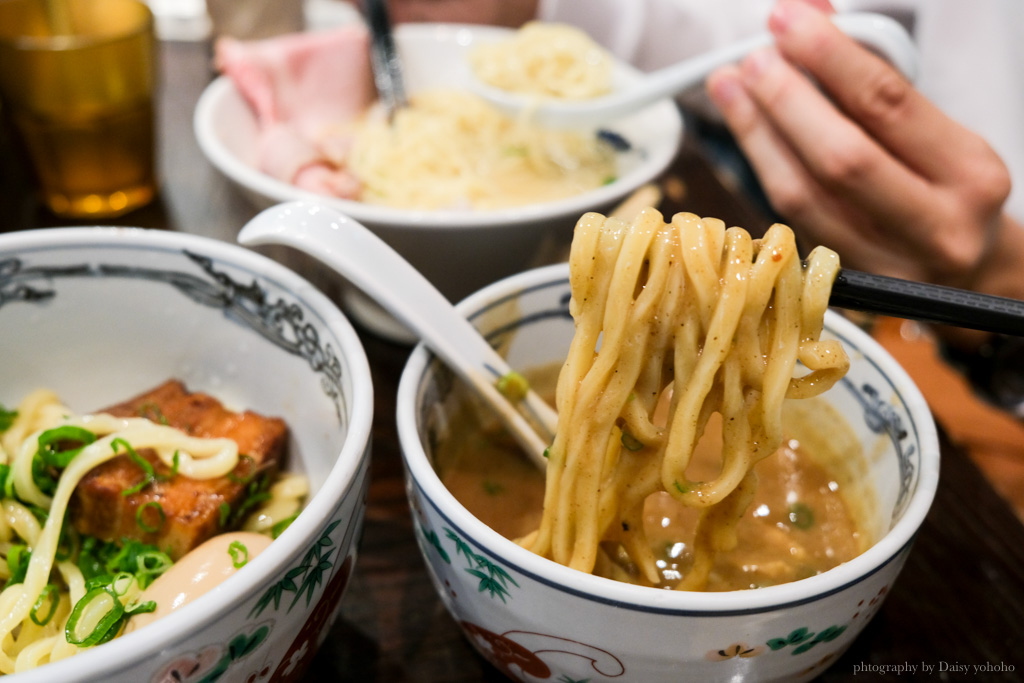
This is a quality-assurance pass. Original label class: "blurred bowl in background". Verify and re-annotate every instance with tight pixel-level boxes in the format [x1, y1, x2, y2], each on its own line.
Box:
[194, 22, 683, 340]
[396, 262, 940, 683]
[0, 227, 373, 682]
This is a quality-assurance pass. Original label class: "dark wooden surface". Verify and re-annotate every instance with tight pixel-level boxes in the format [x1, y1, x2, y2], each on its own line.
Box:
[3, 37, 1023, 682]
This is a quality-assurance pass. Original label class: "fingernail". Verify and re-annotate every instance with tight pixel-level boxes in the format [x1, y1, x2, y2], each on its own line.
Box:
[707, 70, 744, 106]
[769, 0, 816, 35]
[741, 48, 779, 85]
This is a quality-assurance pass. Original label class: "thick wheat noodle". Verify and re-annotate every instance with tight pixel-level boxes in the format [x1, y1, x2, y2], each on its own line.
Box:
[345, 89, 616, 211]
[468, 22, 613, 100]
[524, 208, 848, 590]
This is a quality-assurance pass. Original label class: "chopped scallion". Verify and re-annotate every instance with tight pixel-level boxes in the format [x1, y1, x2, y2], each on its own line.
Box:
[227, 454, 256, 485]
[114, 438, 157, 496]
[38, 425, 96, 468]
[495, 371, 530, 403]
[620, 430, 644, 452]
[271, 512, 298, 539]
[135, 501, 165, 533]
[788, 503, 815, 530]
[30, 584, 59, 626]
[7, 544, 30, 584]
[228, 541, 249, 569]
[65, 587, 124, 647]
[0, 405, 16, 432]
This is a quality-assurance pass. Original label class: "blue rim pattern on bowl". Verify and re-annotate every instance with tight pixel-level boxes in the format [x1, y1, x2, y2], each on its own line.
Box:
[1, 239, 348, 422]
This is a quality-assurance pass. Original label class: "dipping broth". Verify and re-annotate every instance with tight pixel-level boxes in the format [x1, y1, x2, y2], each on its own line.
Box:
[434, 367, 869, 592]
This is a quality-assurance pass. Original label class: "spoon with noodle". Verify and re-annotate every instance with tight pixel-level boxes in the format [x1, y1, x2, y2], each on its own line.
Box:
[470, 12, 918, 128]
[238, 200, 558, 469]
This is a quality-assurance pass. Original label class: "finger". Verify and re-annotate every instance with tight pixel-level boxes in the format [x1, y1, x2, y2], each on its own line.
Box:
[736, 46, 934, 230]
[768, 1, 992, 185]
[706, 66, 863, 251]
[706, 65, 819, 219]
[708, 64, 938, 275]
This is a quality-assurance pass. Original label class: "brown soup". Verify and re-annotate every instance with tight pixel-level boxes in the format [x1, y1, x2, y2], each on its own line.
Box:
[434, 367, 869, 592]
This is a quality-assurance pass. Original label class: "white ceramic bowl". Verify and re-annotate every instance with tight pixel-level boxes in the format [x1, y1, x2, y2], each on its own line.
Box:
[396, 263, 940, 683]
[194, 23, 683, 336]
[0, 227, 373, 682]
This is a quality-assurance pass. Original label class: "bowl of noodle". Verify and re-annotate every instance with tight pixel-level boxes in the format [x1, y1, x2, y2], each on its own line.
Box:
[194, 22, 683, 340]
[0, 227, 373, 681]
[396, 209, 940, 682]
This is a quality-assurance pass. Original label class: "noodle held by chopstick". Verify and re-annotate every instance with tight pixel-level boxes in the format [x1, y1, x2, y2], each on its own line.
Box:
[525, 208, 849, 590]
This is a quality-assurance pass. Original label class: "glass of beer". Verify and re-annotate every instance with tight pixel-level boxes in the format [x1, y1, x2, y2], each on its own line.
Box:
[0, 0, 157, 219]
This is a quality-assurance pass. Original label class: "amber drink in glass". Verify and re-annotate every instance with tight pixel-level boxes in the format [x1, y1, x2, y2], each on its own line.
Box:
[0, 0, 157, 218]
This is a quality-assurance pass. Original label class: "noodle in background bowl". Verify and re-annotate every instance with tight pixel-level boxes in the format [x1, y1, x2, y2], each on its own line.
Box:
[396, 263, 940, 683]
[0, 228, 373, 682]
[194, 23, 683, 341]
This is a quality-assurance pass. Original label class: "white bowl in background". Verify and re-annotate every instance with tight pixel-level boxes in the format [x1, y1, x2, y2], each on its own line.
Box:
[396, 263, 940, 683]
[0, 227, 373, 682]
[194, 23, 683, 339]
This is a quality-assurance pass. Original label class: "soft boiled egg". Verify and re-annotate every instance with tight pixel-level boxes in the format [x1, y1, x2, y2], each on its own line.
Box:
[124, 532, 272, 633]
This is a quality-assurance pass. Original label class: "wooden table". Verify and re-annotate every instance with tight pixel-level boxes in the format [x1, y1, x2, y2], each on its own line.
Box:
[3, 37, 1023, 682]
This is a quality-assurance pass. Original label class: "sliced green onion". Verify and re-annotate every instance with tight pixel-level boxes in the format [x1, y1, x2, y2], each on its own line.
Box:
[7, 544, 30, 584]
[114, 438, 156, 496]
[135, 501, 165, 533]
[232, 490, 270, 521]
[788, 503, 815, 530]
[26, 504, 48, 524]
[75, 536, 171, 584]
[125, 599, 157, 616]
[620, 430, 644, 452]
[136, 402, 168, 425]
[109, 572, 135, 597]
[227, 454, 256, 484]
[38, 425, 96, 468]
[0, 464, 12, 499]
[495, 371, 530, 403]
[1, 465, 14, 499]
[65, 587, 124, 647]
[271, 512, 298, 539]
[482, 480, 504, 496]
[228, 541, 248, 569]
[0, 405, 16, 432]
[30, 453, 57, 495]
[218, 502, 231, 527]
[171, 449, 181, 474]
[55, 526, 80, 563]
[30, 584, 59, 626]
[136, 550, 172, 577]
[150, 449, 182, 483]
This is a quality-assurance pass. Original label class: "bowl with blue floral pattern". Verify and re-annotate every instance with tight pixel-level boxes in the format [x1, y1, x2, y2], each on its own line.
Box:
[396, 262, 939, 683]
[0, 227, 373, 682]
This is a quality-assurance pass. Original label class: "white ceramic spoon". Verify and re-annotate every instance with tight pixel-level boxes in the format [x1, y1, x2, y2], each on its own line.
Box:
[238, 200, 557, 469]
[471, 12, 919, 128]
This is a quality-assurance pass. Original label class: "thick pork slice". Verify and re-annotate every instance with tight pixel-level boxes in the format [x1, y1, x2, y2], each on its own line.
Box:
[214, 24, 374, 198]
[69, 380, 288, 559]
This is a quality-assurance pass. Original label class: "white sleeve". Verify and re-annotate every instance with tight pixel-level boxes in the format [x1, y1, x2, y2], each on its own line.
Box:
[912, 0, 1024, 222]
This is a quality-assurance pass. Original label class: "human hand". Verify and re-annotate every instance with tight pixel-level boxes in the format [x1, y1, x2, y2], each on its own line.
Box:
[705, 0, 1018, 302]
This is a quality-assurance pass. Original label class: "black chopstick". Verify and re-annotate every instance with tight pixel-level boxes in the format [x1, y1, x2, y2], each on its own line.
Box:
[830, 268, 1024, 336]
[362, 0, 407, 118]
